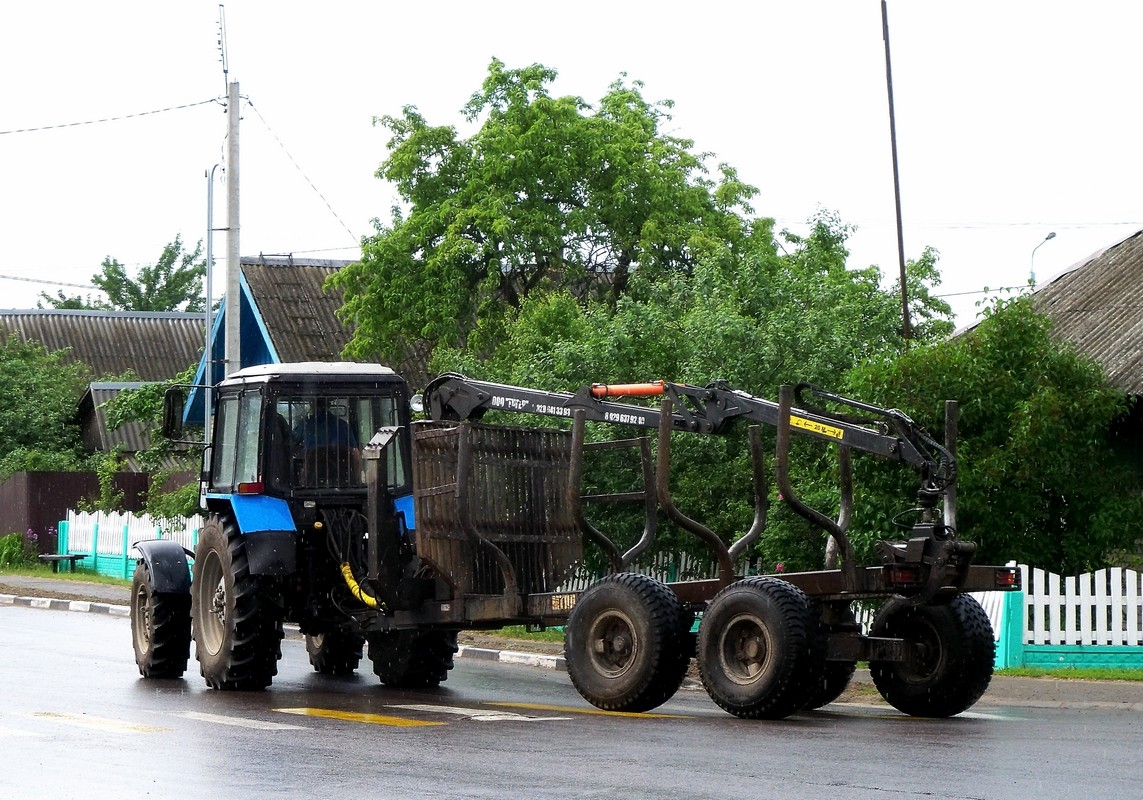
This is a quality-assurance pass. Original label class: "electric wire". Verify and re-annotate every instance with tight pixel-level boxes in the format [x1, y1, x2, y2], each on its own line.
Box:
[0, 99, 221, 136]
[244, 99, 360, 245]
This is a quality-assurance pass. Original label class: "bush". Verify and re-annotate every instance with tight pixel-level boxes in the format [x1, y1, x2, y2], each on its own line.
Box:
[0, 530, 38, 569]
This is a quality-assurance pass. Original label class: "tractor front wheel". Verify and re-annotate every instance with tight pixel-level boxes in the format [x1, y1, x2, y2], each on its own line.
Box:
[130, 562, 190, 679]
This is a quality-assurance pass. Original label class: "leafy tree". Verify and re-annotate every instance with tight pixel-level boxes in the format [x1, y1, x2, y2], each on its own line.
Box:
[39, 235, 206, 312]
[844, 296, 1141, 574]
[0, 335, 91, 478]
[330, 59, 757, 368]
[433, 213, 954, 572]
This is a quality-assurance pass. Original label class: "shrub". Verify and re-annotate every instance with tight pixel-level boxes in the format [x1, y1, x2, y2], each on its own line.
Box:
[0, 530, 38, 569]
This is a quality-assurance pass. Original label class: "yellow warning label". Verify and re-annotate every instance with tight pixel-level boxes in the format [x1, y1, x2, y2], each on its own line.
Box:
[790, 415, 844, 441]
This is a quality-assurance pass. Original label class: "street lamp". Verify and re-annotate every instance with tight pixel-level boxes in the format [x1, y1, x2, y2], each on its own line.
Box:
[1030, 231, 1057, 286]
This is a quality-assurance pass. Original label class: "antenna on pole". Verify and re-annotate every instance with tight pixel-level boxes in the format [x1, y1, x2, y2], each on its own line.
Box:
[217, 4, 229, 95]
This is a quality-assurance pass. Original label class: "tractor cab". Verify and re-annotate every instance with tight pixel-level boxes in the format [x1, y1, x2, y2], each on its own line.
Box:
[198, 362, 413, 509]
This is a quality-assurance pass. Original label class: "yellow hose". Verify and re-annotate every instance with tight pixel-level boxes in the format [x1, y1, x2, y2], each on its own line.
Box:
[339, 562, 379, 609]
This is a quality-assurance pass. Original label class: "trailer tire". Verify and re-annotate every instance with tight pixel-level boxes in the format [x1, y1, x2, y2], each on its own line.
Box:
[869, 593, 995, 717]
[697, 577, 816, 719]
[368, 629, 458, 688]
[306, 632, 365, 675]
[803, 660, 857, 710]
[131, 562, 191, 679]
[564, 573, 690, 713]
[192, 515, 284, 690]
[801, 602, 856, 710]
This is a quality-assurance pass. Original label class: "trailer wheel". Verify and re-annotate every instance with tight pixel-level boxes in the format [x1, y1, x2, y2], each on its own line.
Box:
[130, 562, 191, 679]
[697, 577, 817, 719]
[306, 632, 365, 675]
[192, 515, 284, 690]
[801, 602, 856, 710]
[368, 629, 458, 688]
[869, 593, 995, 717]
[564, 573, 690, 713]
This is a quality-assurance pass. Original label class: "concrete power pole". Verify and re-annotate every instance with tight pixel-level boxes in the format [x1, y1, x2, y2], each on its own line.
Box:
[225, 80, 241, 374]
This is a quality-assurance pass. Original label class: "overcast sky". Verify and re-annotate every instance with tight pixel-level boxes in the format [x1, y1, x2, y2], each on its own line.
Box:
[2, 1, 1139, 327]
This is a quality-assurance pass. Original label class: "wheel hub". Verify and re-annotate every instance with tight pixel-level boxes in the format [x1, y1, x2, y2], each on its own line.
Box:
[587, 609, 638, 678]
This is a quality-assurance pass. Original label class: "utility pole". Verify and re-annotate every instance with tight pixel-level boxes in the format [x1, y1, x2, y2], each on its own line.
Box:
[882, 0, 912, 344]
[225, 80, 241, 374]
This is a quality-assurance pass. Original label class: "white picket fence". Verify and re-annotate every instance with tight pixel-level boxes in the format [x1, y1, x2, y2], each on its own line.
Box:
[62, 510, 204, 556]
[1021, 564, 1143, 646]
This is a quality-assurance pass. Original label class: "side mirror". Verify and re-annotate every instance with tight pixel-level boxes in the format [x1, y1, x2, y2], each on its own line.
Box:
[162, 386, 188, 439]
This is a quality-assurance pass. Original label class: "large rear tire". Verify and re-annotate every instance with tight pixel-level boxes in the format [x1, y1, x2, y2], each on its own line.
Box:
[367, 629, 458, 688]
[130, 562, 190, 679]
[564, 573, 690, 713]
[306, 632, 365, 675]
[869, 593, 995, 717]
[697, 577, 817, 719]
[191, 515, 284, 690]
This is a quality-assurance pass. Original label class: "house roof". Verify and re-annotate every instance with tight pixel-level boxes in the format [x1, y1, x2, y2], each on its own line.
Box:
[1031, 229, 1143, 395]
[241, 256, 355, 363]
[78, 381, 151, 457]
[0, 309, 205, 381]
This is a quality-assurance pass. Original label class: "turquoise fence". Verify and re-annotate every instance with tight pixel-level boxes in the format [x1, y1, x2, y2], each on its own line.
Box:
[57, 510, 202, 581]
[994, 564, 1143, 670]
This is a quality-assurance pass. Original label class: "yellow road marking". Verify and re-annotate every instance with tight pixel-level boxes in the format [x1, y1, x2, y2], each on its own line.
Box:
[274, 707, 444, 727]
[33, 712, 169, 734]
[485, 702, 690, 719]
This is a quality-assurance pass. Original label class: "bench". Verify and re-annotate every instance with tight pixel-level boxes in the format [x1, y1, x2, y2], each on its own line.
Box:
[38, 554, 87, 574]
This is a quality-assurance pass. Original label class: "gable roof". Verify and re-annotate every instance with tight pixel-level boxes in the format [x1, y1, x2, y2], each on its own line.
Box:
[1031, 229, 1143, 395]
[0, 309, 205, 381]
[242, 256, 354, 363]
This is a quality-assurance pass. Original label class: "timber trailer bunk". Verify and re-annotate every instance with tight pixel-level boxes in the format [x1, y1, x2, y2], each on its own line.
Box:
[130, 363, 1019, 721]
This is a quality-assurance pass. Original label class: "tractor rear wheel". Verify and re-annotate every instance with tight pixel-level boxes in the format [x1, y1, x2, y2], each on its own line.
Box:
[306, 632, 365, 675]
[130, 562, 190, 679]
[869, 593, 994, 717]
[368, 629, 458, 688]
[697, 577, 817, 719]
[564, 573, 691, 713]
[191, 515, 284, 690]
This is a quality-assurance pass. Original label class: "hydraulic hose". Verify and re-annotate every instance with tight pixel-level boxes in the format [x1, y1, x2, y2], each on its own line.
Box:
[340, 562, 380, 609]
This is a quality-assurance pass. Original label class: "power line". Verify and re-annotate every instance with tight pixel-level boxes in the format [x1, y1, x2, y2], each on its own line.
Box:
[0, 98, 221, 136]
[244, 99, 359, 245]
[0, 273, 107, 293]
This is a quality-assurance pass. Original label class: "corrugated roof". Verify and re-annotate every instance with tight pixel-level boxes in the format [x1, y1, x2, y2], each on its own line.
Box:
[0, 309, 205, 381]
[241, 256, 354, 363]
[79, 382, 151, 453]
[1032, 230, 1143, 395]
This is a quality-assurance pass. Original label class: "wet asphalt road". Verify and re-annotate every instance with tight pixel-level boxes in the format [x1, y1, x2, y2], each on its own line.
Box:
[1, 602, 1140, 800]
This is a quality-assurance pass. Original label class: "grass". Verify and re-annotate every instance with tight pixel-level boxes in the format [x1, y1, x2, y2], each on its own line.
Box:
[996, 666, 1143, 682]
[480, 625, 566, 643]
[0, 564, 131, 587]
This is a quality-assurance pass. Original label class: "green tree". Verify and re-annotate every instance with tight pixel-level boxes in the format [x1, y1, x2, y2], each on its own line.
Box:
[844, 296, 1141, 574]
[330, 59, 757, 368]
[39, 235, 206, 312]
[0, 335, 91, 478]
[432, 212, 954, 571]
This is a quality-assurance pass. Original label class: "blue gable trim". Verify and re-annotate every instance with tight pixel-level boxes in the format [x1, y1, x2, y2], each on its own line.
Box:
[186, 273, 280, 424]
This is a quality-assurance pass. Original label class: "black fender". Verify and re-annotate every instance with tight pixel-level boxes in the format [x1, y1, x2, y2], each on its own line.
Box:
[133, 539, 193, 595]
